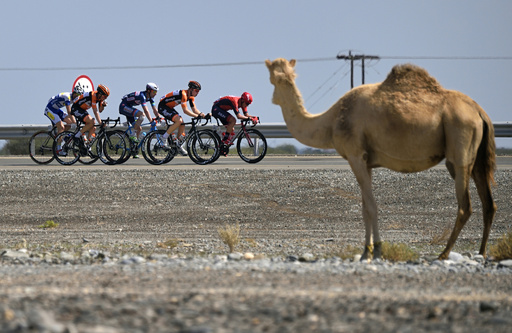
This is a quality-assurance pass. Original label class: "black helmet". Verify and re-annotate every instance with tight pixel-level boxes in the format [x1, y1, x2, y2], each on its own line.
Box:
[188, 80, 201, 90]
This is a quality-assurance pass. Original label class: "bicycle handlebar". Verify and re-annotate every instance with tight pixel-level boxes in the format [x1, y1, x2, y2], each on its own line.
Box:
[213, 115, 260, 127]
[100, 117, 121, 129]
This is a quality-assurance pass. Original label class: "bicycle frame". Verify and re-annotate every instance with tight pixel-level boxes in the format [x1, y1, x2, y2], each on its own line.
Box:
[218, 118, 261, 150]
[124, 118, 161, 153]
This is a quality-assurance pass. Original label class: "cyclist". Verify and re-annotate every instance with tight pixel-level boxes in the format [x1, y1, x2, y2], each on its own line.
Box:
[157, 80, 205, 155]
[45, 86, 82, 155]
[45, 86, 82, 134]
[119, 82, 160, 143]
[70, 84, 110, 145]
[211, 92, 257, 148]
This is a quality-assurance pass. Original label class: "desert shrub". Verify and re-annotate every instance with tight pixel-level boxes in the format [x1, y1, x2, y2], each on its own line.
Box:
[217, 222, 240, 253]
[38, 220, 59, 229]
[382, 242, 419, 262]
[489, 230, 512, 260]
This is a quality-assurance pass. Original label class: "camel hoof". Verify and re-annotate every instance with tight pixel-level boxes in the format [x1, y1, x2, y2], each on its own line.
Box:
[373, 242, 382, 260]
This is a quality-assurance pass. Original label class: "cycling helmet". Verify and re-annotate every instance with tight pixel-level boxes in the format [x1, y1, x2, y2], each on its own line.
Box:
[241, 92, 253, 105]
[97, 84, 110, 97]
[146, 82, 158, 91]
[73, 85, 84, 95]
[188, 80, 201, 90]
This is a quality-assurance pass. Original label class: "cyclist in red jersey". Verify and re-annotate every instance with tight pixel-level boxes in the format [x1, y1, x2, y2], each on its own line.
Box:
[157, 80, 205, 155]
[211, 92, 257, 146]
[71, 84, 110, 144]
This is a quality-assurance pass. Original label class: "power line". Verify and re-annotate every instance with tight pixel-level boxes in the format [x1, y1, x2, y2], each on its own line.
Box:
[0, 57, 336, 72]
[380, 56, 512, 60]
[1, 55, 510, 72]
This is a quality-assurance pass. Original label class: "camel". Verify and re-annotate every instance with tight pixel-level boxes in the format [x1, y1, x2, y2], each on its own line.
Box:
[265, 58, 497, 261]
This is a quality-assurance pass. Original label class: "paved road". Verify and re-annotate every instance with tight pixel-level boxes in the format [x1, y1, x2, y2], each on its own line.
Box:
[2, 155, 512, 170]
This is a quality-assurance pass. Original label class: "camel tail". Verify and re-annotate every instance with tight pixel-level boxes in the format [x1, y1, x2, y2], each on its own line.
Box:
[476, 110, 496, 186]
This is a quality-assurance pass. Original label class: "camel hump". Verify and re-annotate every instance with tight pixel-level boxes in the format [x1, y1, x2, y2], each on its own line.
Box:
[380, 64, 442, 93]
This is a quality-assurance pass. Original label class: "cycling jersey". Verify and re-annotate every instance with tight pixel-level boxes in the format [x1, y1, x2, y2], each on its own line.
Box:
[70, 91, 102, 121]
[212, 96, 248, 115]
[46, 92, 73, 110]
[158, 90, 195, 111]
[45, 92, 73, 124]
[72, 91, 100, 112]
[119, 91, 155, 123]
[121, 91, 155, 108]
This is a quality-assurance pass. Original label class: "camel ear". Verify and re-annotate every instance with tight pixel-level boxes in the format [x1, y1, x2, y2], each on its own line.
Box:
[289, 59, 296, 67]
[265, 59, 272, 68]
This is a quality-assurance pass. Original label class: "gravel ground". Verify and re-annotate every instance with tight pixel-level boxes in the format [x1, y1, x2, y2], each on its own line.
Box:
[1, 167, 512, 333]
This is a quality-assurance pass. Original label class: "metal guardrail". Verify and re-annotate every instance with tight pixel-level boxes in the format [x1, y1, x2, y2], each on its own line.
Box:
[1, 122, 512, 140]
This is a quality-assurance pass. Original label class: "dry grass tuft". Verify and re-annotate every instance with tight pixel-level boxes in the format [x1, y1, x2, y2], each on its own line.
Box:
[489, 230, 512, 261]
[38, 220, 59, 229]
[332, 244, 361, 260]
[217, 222, 240, 253]
[382, 242, 419, 262]
[156, 239, 179, 249]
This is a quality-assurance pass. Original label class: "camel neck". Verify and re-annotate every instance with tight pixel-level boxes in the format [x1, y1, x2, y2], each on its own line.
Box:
[277, 84, 336, 149]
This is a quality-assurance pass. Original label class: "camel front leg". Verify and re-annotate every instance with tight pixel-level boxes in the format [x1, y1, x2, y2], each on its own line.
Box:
[348, 158, 380, 260]
[439, 166, 472, 260]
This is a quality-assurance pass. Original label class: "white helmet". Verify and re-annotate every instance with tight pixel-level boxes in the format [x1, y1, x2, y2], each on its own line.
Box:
[73, 85, 84, 95]
[146, 82, 158, 91]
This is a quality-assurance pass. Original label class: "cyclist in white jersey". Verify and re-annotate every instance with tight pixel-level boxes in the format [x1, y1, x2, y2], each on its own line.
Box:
[44, 86, 83, 135]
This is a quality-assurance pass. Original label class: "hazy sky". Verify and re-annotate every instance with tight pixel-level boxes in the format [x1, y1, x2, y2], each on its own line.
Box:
[1, 0, 511, 146]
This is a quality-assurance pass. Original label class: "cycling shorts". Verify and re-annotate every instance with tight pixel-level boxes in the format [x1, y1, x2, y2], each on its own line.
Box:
[70, 106, 89, 122]
[211, 105, 233, 125]
[119, 103, 141, 125]
[158, 104, 179, 121]
[44, 106, 69, 125]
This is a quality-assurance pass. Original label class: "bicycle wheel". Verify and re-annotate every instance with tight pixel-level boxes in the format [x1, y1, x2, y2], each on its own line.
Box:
[78, 136, 100, 165]
[236, 129, 267, 163]
[102, 130, 128, 164]
[188, 130, 220, 165]
[29, 130, 55, 164]
[94, 134, 114, 165]
[53, 131, 80, 165]
[144, 130, 174, 164]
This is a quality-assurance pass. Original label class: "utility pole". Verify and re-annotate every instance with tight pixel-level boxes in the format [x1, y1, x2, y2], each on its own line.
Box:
[336, 51, 380, 88]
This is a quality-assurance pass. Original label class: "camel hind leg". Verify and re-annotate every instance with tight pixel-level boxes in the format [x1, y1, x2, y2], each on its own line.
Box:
[471, 163, 496, 257]
[439, 165, 473, 260]
[347, 156, 381, 260]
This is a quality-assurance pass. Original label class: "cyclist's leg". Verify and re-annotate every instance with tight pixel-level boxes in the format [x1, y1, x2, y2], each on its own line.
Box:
[45, 107, 67, 152]
[119, 103, 139, 139]
[70, 107, 88, 139]
[62, 114, 75, 132]
[45, 106, 66, 135]
[224, 116, 236, 143]
[161, 109, 181, 139]
[80, 115, 95, 140]
[212, 106, 233, 143]
[134, 111, 144, 138]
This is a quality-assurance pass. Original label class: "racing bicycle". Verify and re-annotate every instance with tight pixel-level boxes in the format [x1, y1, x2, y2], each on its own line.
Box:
[106, 117, 162, 165]
[212, 116, 267, 164]
[144, 115, 220, 165]
[52, 118, 124, 165]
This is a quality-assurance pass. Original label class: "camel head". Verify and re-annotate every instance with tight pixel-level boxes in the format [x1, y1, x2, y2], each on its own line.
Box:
[265, 58, 298, 105]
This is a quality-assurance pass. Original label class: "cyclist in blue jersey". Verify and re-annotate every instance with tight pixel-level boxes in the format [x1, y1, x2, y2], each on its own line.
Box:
[44, 85, 82, 135]
[45, 86, 82, 156]
[119, 83, 160, 142]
